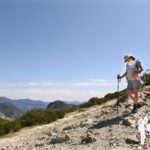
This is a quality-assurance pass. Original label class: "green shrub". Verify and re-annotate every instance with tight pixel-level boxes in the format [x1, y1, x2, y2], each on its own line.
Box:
[118, 89, 127, 102]
[89, 97, 100, 105]
[10, 119, 22, 132]
[20, 109, 64, 127]
[141, 73, 150, 86]
[104, 92, 119, 100]
[54, 110, 65, 119]
[79, 102, 92, 108]
[3, 122, 12, 134]
[0, 109, 65, 136]
[0, 118, 9, 135]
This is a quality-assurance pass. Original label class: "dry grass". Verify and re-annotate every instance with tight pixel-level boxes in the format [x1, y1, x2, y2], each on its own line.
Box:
[65, 99, 117, 118]
[0, 132, 18, 139]
[0, 125, 38, 139]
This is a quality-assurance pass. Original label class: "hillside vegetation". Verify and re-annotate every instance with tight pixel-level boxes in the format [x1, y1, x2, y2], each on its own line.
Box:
[141, 73, 150, 86]
[79, 89, 127, 108]
[0, 109, 64, 136]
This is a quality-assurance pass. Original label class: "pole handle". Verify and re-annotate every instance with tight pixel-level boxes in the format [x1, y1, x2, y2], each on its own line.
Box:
[117, 74, 121, 82]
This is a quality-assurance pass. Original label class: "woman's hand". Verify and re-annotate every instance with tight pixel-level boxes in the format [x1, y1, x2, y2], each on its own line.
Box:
[117, 75, 121, 79]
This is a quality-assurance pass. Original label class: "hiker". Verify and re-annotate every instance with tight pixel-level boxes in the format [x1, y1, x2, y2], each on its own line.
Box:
[117, 54, 143, 113]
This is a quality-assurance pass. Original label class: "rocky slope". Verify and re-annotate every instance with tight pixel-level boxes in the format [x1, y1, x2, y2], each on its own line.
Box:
[0, 112, 12, 121]
[0, 87, 150, 150]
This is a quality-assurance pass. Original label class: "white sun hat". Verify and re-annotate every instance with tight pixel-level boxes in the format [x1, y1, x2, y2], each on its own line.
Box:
[124, 54, 134, 62]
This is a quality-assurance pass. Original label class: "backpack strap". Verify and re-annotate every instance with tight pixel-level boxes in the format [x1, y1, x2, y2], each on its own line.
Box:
[135, 59, 141, 71]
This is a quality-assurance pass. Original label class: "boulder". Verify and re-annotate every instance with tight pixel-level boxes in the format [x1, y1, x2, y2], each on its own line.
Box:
[122, 116, 136, 128]
[81, 134, 97, 144]
[79, 118, 94, 128]
[50, 134, 71, 144]
[138, 101, 146, 107]
[138, 92, 145, 99]
[35, 143, 44, 147]
[86, 129, 93, 134]
[137, 146, 143, 150]
[125, 103, 133, 108]
[27, 145, 34, 150]
[143, 98, 147, 102]
[63, 125, 77, 131]
[49, 132, 53, 136]
[126, 135, 140, 144]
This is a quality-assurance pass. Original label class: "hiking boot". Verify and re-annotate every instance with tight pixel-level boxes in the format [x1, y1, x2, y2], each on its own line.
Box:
[137, 103, 141, 108]
[131, 104, 138, 113]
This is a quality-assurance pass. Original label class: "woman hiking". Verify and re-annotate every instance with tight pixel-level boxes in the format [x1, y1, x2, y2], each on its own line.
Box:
[118, 54, 143, 113]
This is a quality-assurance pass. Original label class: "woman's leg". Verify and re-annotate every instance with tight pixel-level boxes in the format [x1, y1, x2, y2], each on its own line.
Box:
[128, 80, 140, 113]
[128, 90, 138, 104]
[127, 80, 135, 102]
[133, 89, 139, 104]
[131, 79, 140, 104]
[127, 90, 137, 104]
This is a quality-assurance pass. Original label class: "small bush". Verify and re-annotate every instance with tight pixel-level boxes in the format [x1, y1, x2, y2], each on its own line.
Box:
[104, 92, 119, 100]
[118, 89, 127, 102]
[10, 119, 22, 132]
[0, 118, 9, 135]
[89, 97, 100, 105]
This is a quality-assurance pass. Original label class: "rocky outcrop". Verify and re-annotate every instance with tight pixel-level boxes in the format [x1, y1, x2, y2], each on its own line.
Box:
[0, 112, 12, 120]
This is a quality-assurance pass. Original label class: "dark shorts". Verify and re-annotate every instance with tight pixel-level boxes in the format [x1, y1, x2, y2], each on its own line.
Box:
[127, 79, 140, 90]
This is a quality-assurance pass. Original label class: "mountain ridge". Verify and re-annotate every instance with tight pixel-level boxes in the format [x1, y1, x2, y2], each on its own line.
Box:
[0, 97, 49, 112]
[47, 100, 77, 113]
[0, 102, 23, 119]
[0, 97, 84, 112]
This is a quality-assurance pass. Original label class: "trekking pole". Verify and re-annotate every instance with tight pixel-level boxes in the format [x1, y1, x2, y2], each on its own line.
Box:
[117, 74, 121, 116]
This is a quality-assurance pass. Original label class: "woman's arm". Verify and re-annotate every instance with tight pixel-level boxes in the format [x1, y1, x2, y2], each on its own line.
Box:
[118, 69, 127, 79]
[137, 63, 143, 74]
[131, 63, 143, 78]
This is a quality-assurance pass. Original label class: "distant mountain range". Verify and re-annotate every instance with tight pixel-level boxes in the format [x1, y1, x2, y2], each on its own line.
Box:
[64, 100, 87, 105]
[47, 100, 77, 113]
[0, 97, 49, 112]
[0, 97, 85, 112]
[0, 102, 23, 119]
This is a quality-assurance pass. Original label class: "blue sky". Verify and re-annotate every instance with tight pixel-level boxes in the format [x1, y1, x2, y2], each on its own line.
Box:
[0, 0, 149, 101]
